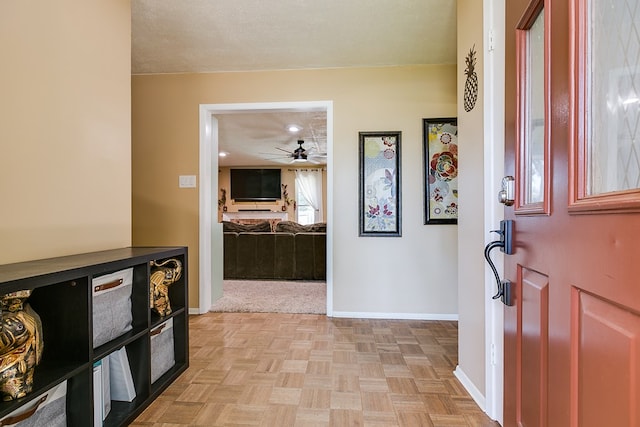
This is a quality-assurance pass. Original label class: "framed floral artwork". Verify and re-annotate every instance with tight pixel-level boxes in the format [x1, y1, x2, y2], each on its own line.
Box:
[423, 118, 458, 224]
[359, 131, 402, 237]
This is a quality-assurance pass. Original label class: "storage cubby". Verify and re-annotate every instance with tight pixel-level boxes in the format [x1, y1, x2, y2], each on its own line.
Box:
[0, 247, 189, 427]
[28, 278, 90, 369]
[103, 337, 150, 427]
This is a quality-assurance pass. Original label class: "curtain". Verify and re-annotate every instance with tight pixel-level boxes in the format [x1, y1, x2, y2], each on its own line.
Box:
[295, 169, 323, 223]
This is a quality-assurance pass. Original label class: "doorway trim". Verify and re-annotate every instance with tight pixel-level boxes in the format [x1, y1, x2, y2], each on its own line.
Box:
[197, 101, 334, 315]
[483, 0, 506, 423]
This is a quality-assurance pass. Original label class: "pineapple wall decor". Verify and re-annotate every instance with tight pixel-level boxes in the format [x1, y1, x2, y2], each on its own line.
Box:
[463, 45, 478, 112]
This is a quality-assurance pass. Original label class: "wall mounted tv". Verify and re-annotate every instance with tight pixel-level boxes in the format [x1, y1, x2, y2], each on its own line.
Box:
[230, 168, 282, 201]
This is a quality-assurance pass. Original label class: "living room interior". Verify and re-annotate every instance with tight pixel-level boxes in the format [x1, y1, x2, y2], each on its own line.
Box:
[215, 111, 329, 312]
[3, 0, 504, 425]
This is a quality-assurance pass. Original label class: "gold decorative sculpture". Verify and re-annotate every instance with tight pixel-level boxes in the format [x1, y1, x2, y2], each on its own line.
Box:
[0, 291, 44, 401]
[150, 259, 182, 317]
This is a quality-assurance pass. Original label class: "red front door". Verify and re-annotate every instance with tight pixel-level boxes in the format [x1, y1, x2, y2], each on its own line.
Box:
[504, 0, 640, 426]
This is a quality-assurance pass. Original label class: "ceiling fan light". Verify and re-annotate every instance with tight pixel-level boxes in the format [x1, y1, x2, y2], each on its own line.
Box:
[292, 146, 307, 162]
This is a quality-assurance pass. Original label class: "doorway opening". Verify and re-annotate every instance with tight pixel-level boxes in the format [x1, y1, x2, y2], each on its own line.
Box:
[198, 101, 334, 315]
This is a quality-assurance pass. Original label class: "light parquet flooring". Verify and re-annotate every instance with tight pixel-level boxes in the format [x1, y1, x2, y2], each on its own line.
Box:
[131, 313, 500, 427]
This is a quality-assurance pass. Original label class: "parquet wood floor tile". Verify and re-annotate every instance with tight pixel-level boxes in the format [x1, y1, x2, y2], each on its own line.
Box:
[131, 313, 500, 427]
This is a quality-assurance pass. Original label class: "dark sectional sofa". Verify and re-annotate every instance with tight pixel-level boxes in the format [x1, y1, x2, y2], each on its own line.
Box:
[223, 220, 326, 281]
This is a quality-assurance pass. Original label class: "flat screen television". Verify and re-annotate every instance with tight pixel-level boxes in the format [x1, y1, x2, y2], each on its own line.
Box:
[230, 168, 282, 201]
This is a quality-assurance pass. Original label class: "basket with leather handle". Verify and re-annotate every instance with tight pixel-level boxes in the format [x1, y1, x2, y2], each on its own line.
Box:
[0, 381, 66, 426]
[92, 268, 134, 348]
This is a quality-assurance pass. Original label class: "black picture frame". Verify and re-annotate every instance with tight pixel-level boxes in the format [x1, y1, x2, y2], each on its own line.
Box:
[359, 131, 402, 237]
[423, 118, 458, 224]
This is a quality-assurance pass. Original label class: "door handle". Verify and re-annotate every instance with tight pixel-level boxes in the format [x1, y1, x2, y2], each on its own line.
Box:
[498, 176, 515, 206]
[484, 220, 514, 306]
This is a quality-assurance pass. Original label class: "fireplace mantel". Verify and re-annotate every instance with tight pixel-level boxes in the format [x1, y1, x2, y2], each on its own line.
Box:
[222, 211, 288, 222]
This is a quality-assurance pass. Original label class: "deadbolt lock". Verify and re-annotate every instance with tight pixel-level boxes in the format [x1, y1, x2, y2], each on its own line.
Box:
[498, 176, 515, 206]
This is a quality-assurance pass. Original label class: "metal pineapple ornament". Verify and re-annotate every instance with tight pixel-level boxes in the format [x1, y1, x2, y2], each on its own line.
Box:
[463, 45, 478, 112]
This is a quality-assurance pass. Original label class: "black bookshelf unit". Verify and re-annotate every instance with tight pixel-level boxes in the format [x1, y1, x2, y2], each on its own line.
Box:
[0, 247, 189, 426]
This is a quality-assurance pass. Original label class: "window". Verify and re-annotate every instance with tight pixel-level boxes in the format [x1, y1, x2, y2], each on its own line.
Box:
[295, 188, 315, 225]
[294, 169, 323, 225]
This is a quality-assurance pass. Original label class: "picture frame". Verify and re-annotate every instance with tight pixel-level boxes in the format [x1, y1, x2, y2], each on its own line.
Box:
[359, 131, 402, 237]
[423, 118, 458, 224]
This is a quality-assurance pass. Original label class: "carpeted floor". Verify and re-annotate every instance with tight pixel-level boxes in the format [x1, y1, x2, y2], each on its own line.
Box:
[210, 280, 326, 314]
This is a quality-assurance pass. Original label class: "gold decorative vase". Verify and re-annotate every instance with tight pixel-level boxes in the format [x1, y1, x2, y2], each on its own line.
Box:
[150, 259, 182, 317]
[0, 291, 44, 401]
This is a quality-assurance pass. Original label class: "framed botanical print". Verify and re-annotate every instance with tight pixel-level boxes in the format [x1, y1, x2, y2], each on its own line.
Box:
[359, 131, 402, 236]
[423, 118, 458, 224]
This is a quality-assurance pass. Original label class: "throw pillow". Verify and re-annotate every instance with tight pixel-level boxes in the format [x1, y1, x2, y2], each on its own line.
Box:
[222, 221, 272, 232]
[275, 221, 326, 233]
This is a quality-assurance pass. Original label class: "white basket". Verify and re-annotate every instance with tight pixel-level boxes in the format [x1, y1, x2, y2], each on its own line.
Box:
[150, 318, 175, 384]
[92, 268, 134, 348]
[0, 381, 67, 427]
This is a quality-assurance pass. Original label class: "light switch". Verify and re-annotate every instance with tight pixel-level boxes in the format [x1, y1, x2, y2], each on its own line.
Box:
[179, 175, 196, 188]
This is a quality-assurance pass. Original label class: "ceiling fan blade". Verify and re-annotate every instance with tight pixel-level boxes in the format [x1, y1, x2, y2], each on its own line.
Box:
[306, 146, 326, 154]
[275, 147, 292, 154]
[260, 157, 292, 162]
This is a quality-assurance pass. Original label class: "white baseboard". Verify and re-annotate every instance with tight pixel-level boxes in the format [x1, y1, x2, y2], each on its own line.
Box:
[454, 365, 486, 412]
[190, 308, 458, 322]
[330, 311, 458, 321]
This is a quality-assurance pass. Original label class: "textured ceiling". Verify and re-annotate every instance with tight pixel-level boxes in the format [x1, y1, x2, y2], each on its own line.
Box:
[131, 0, 457, 166]
[132, 0, 457, 74]
[216, 111, 328, 167]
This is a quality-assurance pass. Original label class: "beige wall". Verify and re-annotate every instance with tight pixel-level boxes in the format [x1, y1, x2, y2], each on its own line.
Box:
[132, 66, 459, 314]
[0, 0, 132, 264]
[457, 0, 487, 398]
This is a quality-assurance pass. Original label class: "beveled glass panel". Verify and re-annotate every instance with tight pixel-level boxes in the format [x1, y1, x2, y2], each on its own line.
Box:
[587, 0, 640, 195]
[524, 10, 545, 204]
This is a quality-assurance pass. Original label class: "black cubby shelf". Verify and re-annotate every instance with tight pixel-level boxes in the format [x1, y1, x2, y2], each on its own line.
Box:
[0, 247, 189, 427]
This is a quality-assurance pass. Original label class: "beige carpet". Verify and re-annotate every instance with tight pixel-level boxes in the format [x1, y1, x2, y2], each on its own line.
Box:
[210, 280, 326, 314]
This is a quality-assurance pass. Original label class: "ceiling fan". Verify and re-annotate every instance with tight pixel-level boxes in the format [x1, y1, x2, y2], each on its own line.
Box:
[266, 140, 326, 164]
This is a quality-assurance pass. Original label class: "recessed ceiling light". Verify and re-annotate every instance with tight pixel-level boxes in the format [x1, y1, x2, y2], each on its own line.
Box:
[219, 152, 227, 157]
[287, 125, 301, 133]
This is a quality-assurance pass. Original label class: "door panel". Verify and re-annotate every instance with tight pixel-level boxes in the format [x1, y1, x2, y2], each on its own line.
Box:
[504, 0, 640, 425]
[575, 290, 640, 427]
[519, 267, 549, 427]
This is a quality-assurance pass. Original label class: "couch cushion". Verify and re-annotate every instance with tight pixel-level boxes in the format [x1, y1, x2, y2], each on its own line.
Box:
[222, 220, 272, 233]
[223, 232, 238, 278]
[293, 232, 326, 280]
[235, 232, 281, 279]
[275, 221, 326, 233]
[273, 233, 295, 279]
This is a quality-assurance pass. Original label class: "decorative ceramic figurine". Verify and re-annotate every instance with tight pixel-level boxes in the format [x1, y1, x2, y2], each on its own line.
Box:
[0, 291, 43, 401]
[149, 259, 182, 317]
[1, 291, 30, 314]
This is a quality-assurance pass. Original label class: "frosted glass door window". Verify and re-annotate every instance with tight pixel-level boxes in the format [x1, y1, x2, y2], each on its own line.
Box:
[524, 9, 546, 205]
[587, 0, 640, 195]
